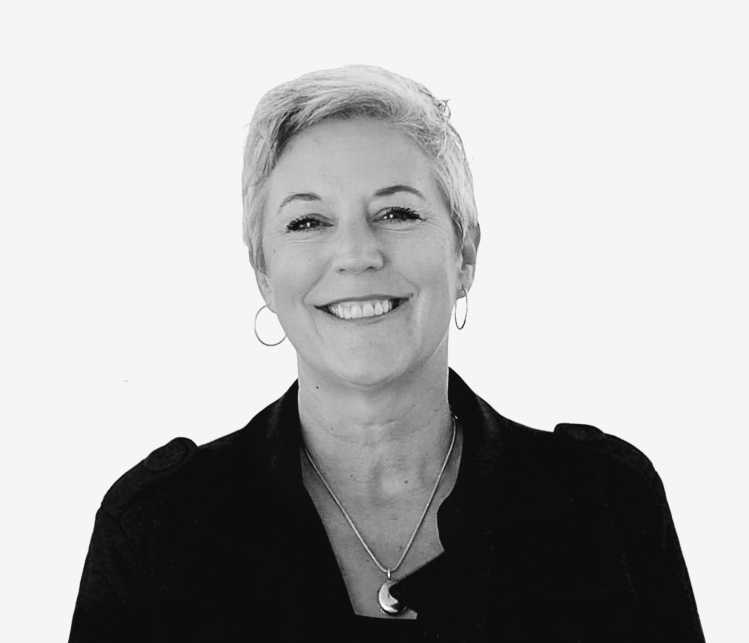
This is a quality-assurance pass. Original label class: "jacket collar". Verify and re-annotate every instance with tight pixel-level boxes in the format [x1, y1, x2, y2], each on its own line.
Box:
[240, 368, 577, 636]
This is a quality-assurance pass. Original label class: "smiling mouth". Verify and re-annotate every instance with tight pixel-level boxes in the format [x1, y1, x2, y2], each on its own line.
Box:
[317, 297, 407, 321]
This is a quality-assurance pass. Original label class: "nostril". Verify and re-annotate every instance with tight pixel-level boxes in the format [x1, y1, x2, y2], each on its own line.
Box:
[335, 258, 385, 274]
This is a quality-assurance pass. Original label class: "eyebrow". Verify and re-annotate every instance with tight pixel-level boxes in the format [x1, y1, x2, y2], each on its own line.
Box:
[277, 184, 425, 213]
[373, 184, 425, 199]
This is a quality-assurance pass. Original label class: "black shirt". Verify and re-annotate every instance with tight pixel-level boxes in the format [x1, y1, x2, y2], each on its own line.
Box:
[353, 615, 421, 643]
[68, 369, 705, 642]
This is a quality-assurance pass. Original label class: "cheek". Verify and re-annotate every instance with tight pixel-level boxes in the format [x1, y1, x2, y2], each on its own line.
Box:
[403, 239, 458, 291]
[267, 247, 320, 306]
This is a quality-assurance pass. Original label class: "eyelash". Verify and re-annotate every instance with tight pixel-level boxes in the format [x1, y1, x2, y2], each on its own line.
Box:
[285, 207, 423, 233]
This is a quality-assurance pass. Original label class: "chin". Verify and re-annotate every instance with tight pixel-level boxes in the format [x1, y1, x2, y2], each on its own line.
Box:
[326, 355, 412, 390]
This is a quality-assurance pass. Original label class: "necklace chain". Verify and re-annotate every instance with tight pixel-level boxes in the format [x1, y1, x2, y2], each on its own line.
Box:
[303, 415, 458, 579]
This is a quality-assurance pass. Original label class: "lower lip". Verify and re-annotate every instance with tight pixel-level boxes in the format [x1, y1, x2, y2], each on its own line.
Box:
[319, 299, 409, 324]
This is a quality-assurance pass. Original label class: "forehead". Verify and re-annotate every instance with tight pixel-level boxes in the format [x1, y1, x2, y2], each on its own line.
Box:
[266, 117, 438, 201]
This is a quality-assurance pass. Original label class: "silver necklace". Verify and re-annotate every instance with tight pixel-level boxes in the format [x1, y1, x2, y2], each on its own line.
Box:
[303, 415, 457, 616]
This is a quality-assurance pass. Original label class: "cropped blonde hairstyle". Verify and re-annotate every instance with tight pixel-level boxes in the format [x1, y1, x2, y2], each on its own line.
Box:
[241, 64, 479, 272]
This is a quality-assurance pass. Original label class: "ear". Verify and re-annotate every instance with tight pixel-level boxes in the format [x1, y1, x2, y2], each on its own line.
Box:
[254, 268, 277, 312]
[457, 223, 480, 294]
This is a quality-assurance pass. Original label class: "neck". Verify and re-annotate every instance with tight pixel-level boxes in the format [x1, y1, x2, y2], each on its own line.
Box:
[297, 355, 454, 506]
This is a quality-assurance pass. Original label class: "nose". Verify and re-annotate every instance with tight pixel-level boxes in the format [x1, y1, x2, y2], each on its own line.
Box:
[332, 217, 385, 274]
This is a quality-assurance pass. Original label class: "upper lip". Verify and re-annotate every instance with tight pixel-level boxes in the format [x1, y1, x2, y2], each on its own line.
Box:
[317, 294, 410, 307]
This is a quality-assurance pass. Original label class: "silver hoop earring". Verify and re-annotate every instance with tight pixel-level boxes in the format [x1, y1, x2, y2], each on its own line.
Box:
[254, 304, 286, 347]
[454, 285, 468, 330]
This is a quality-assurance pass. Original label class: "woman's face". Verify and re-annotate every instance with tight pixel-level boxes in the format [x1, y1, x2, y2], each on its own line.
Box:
[256, 117, 476, 388]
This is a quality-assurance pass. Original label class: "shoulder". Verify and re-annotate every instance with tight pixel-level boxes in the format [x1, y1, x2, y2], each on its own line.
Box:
[472, 380, 659, 480]
[100, 436, 199, 515]
[463, 377, 661, 490]
[97, 384, 294, 522]
[456, 371, 654, 481]
[492, 411, 664, 502]
[491, 418, 670, 535]
[99, 422, 258, 519]
[553, 422, 654, 475]
[453, 372, 672, 534]
[551, 421, 659, 483]
[541, 421, 667, 515]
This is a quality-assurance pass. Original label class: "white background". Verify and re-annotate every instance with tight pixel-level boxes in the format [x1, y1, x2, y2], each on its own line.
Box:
[1, 1, 746, 640]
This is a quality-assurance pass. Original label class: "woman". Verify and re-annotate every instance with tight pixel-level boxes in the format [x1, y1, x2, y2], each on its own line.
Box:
[68, 65, 704, 642]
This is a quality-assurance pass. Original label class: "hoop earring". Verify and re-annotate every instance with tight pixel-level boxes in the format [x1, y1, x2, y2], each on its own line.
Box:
[454, 285, 468, 330]
[254, 304, 286, 347]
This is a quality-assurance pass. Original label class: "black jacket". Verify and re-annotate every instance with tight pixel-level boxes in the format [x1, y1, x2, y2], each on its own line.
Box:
[68, 369, 705, 642]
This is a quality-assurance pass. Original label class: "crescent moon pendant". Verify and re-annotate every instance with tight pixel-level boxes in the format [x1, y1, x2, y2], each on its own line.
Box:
[378, 579, 406, 615]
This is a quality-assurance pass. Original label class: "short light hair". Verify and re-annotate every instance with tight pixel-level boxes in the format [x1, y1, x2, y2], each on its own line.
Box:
[241, 64, 479, 272]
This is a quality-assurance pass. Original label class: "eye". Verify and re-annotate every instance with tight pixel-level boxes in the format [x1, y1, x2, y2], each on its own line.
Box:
[377, 206, 423, 223]
[285, 215, 328, 232]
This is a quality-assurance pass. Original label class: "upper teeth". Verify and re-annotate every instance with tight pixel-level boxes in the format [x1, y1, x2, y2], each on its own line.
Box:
[327, 299, 396, 320]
